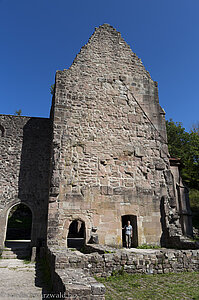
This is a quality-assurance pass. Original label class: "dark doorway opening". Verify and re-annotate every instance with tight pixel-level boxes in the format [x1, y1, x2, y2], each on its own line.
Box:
[5, 204, 32, 258]
[67, 219, 86, 249]
[121, 215, 138, 248]
[6, 203, 32, 241]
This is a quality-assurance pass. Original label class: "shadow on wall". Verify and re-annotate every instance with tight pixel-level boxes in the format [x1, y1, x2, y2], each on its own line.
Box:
[160, 196, 170, 247]
[0, 124, 5, 137]
[17, 118, 52, 246]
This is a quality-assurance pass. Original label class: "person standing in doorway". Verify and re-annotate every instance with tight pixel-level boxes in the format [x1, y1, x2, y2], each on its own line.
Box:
[124, 220, 132, 248]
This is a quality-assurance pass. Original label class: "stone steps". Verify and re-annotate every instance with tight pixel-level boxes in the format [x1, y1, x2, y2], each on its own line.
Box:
[1, 252, 18, 259]
[2, 247, 30, 259]
[179, 236, 199, 249]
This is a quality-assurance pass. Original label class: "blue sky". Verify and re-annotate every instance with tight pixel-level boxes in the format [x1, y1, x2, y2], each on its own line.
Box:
[0, 0, 198, 131]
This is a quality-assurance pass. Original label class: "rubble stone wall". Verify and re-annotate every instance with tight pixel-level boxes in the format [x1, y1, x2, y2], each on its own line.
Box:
[48, 24, 175, 247]
[0, 115, 51, 248]
[47, 248, 105, 300]
[170, 162, 193, 237]
[46, 245, 199, 299]
[50, 246, 199, 277]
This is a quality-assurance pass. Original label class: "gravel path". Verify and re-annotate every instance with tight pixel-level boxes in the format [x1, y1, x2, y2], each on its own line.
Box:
[0, 258, 43, 299]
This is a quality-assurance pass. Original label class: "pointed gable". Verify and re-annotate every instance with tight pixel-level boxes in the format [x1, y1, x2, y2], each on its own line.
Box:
[67, 24, 152, 81]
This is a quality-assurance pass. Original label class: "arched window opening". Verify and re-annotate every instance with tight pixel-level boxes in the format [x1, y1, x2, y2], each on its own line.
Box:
[67, 219, 86, 249]
[0, 124, 5, 137]
[121, 215, 138, 248]
[6, 203, 32, 242]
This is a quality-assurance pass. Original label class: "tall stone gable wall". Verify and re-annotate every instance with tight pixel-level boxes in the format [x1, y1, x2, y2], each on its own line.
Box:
[0, 115, 51, 248]
[48, 24, 172, 247]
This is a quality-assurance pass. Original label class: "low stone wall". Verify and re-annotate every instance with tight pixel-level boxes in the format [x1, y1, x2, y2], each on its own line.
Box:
[46, 245, 199, 299]
[46, 247, 105, 300]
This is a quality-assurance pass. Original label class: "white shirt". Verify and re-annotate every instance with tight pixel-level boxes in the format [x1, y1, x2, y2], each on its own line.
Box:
[125, 225, 132, 235]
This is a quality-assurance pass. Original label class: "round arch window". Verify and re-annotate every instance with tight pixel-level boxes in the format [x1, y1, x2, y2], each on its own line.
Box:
[67, 219, 86, 249]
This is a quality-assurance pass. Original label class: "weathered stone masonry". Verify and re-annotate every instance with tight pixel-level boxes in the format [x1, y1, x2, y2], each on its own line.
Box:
[48, 24, 192, 248]
[46, 246, 199, 299]
[0, 24, 195, 251]
[49, 246, 199, 277]
[0, 23, 198, 300]
[0, 115, 51, 248]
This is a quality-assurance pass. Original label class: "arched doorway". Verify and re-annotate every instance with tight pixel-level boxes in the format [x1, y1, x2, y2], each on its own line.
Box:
[67, 219, 86, 249]
[121, 215, 138, 248]
[5, 203, 32, 247]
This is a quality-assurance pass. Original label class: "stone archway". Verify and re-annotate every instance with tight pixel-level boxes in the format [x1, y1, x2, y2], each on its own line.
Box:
[5, 203, 32, 247]
[67, 219, 86, 249]
[121, 215, 138, 248]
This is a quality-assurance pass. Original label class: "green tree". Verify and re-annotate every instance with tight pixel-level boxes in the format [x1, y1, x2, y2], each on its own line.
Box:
[191, 121, 199, 135]
[15, 109, 22, 116]
[166, 119, 199, 230]
[50, 84, 55, 95]
[166, 119, 199, 190]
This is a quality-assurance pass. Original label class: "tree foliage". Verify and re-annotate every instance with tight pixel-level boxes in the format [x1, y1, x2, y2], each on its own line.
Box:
[191, 121, 199, 135]
[15, 109, 22, 116]
[50, 84, 55, 95]
[166, 119, 199, 190]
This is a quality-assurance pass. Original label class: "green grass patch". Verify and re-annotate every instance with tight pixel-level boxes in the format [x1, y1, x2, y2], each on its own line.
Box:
[137, 244, 161, 249]
[23, 258, 31, 264]
[105, 250, 116, 254]
[96, 271, 199, 300]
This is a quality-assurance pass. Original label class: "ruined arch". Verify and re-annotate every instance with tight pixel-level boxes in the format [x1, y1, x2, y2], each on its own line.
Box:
[67, 219, 86, 249]
[5, 203, 32, 243]
[2, 200, 34, 248]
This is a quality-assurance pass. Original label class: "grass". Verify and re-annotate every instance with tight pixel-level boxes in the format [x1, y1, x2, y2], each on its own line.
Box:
[23, 258, 31, 264]
[96, 272, 199, 300]
[136, 244, 161, 249]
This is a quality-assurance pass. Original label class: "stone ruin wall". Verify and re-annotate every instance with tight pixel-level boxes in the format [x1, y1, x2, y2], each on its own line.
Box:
[48, 24, 176, 248]
[0, 115, 51, 248]
[170, 160, 193, 237]
[46, 246, 199, 299]
[0, 24, 193, 251]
